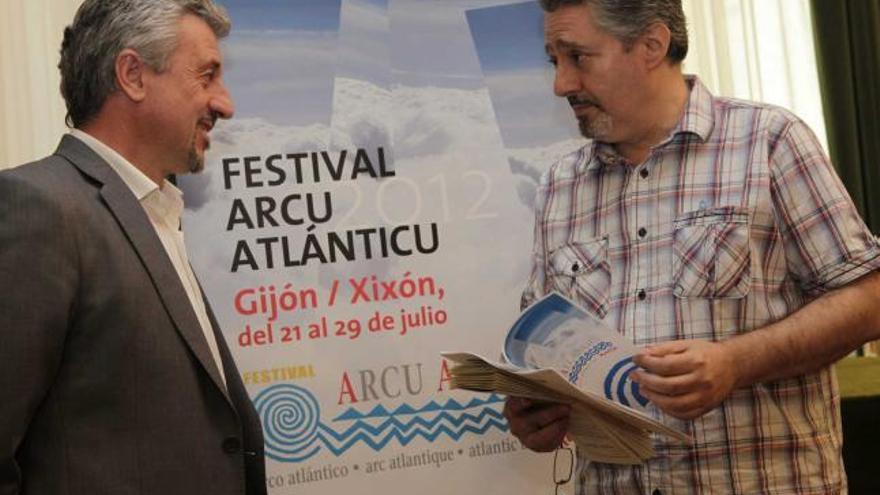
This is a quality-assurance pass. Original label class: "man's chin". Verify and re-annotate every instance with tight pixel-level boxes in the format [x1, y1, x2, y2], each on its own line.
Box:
[577, 116, 613, 141]
[187, 150, 205, 174]
[578, 119, 600, 140]
[188, 160, 205, 174]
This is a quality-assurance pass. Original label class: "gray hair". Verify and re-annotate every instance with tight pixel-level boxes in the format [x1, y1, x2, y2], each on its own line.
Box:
[540, 0, 688, 63]
[59, 0, 231, 127]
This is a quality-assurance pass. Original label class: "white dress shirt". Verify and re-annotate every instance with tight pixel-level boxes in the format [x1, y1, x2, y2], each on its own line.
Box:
[70, 129, 227, 388]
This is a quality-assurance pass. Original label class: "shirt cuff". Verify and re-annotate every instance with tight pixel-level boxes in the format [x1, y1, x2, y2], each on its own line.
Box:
[804, 243, 880, 296]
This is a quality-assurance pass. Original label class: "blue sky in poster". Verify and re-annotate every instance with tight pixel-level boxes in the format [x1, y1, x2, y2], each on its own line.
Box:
[466, 1, 546, 73]
[217, 0, 341, 126]
[336, 0, 390, 85]
[219, 0, 341, 31]
[465, 1, 580, 148]
[390, 0, 490, 89]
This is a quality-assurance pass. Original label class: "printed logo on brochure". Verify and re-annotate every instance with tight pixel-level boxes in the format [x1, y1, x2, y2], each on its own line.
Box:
[602, 357, 648, 408]
[568, 340, 617, 383]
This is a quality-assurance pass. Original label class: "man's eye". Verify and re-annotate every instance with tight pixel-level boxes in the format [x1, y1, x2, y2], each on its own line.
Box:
[547, 57, 558, 67]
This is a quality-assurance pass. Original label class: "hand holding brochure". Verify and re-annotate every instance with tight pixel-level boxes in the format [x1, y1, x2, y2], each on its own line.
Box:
[442, 293, 692, 464]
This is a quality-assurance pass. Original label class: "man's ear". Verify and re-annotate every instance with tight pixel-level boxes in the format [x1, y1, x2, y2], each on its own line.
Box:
[639, 22, 672, 69]
[115, 48, 148, 102]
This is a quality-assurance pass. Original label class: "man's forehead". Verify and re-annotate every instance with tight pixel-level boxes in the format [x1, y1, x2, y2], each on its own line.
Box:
[172, 15, 223, 61]
[544, 38, 590, 54]
[543, 6, 613, 53]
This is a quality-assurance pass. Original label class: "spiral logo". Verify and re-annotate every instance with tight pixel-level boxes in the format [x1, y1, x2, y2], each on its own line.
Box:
[250, 389, 508, 462]
[253, 383, 322, 462]
[602, 357, 648, 409]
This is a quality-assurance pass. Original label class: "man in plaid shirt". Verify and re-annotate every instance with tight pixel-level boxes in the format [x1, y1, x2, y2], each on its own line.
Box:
[503, 1, 880, 494]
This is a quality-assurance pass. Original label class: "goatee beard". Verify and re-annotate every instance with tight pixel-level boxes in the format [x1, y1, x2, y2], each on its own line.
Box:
[578, 112, 614, 140]
[187, 151, 203, 174]
[187, 135, 205, 174]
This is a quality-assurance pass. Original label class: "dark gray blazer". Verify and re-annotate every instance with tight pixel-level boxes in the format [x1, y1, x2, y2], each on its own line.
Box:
[0, 135, 267, 495]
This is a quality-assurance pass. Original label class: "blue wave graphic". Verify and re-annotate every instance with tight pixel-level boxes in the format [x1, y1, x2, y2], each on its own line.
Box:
[254, 384, 508, 463]
[603, 357, 649, 408]
[333, 393, 505, 420]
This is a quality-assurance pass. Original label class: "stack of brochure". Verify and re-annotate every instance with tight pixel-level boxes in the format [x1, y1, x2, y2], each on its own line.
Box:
[443, 293, 692, 464]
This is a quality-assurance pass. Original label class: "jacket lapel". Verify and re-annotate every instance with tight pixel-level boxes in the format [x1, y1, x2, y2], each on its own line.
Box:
[55, 135, 232, 403]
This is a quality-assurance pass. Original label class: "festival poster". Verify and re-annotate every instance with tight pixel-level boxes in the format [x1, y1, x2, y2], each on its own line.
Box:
[180, 1, 572, 493]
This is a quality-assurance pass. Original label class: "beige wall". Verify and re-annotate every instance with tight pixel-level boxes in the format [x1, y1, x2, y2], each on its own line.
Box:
[0, 0, 83, 170]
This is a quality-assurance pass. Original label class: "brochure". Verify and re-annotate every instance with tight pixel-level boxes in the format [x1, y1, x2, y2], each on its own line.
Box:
[442, 293, 692, 464]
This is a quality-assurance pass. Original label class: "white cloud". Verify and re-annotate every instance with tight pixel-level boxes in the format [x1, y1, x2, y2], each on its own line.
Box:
[331, 77, 393, 149]
[507, 139, 587, 174]
[391, 83, 502, 157]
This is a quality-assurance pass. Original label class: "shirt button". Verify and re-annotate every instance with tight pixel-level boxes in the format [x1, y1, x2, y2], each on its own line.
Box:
[640, 168, 649, 179]
[637, 289, 647, 301]
[638, 227, 647, 238]
[222, 437, 242, 454]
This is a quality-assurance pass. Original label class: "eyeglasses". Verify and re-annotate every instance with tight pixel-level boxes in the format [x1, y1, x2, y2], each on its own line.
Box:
[553, 447, 574, 495]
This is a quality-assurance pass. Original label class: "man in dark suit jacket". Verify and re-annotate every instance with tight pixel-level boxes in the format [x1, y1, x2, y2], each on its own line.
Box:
[0, 1, 266, 494]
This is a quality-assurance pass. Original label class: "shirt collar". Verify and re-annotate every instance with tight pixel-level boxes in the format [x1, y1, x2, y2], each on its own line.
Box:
[144, 180, 185, 227]
[673, 75, 715, 143]
[584, 74, 716, 171]
[69, 129, 185, 228]
[69, 129, 166, 201]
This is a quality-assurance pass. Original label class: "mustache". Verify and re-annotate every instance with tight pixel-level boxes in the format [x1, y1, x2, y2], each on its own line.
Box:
[567, 95, 599, 108]
[198, 111, 219, 131]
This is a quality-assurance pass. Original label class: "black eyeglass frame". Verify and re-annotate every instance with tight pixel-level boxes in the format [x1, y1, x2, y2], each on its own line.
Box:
[553, 446, 574, 494]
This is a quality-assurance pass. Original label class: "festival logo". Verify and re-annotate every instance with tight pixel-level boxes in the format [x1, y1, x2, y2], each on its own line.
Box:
[254, 383, 508, 462]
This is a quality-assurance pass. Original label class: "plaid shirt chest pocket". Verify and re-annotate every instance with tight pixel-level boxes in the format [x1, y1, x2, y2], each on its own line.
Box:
[673, 206, 752, 299]
[547, 237, 611, 318]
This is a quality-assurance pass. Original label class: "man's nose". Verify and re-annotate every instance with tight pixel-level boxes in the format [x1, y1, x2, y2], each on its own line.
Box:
[553, 62, 579, 98]
[211, 80, 235, 119]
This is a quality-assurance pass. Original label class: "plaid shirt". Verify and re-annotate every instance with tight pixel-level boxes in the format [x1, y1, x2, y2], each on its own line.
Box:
[522, 76, 880, 495]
